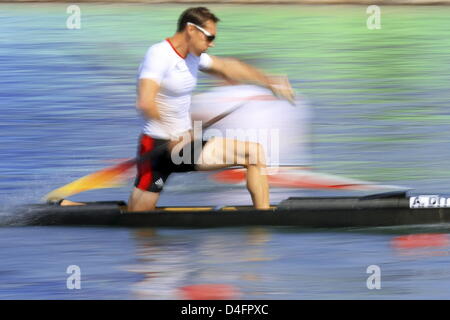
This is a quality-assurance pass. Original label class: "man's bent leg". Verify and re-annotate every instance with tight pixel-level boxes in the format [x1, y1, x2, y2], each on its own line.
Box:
[197, 138, 270, 209]
[244, 140, 270, 209]
[247, 164, 270, 209]
[128, 187, 160, 212]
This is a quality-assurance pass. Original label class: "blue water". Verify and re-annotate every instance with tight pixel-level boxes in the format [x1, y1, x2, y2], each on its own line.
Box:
[1, 3, 450, 299]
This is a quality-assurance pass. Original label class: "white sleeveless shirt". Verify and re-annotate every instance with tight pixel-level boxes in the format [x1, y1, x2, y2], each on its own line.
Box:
[138, 39, 212, 140]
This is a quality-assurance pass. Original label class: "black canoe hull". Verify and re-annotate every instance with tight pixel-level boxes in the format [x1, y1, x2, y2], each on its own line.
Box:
[9, 191, 450, 228]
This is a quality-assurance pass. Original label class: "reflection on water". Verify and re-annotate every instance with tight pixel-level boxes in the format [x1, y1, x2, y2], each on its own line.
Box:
[124, 227, 450, 299]
[128, 228, 273, 299]
[0, 225, 450, 299]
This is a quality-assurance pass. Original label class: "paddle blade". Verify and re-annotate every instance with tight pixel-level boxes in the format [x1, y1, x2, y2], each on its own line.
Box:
[44, 160, 135, 201]
[210, 167, 404, 191]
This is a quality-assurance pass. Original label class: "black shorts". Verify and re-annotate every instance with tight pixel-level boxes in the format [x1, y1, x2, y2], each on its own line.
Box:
[134, 134, 207, 192]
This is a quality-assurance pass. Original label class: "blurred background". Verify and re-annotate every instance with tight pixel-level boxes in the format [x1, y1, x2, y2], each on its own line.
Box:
[1, 2, 450, 299]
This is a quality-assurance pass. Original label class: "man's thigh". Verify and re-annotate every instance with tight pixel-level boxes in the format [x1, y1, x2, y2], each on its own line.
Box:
[196, 137, 254, 171]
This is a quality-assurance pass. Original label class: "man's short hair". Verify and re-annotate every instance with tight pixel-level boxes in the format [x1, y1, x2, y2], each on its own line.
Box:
[177, 7, 220, 32]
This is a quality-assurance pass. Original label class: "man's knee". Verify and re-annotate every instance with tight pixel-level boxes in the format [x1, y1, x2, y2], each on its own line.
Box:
[245, 142, 266, 166]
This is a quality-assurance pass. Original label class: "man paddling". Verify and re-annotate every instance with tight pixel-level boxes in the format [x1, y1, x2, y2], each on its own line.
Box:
[128, 7, 295, 212]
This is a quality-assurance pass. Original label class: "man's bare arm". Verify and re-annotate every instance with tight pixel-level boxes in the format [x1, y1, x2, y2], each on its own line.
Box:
[205, 56, 295, 104]
[137, 79, 161, 120]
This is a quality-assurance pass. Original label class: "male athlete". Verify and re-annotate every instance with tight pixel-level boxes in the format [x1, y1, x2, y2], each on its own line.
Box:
[128, 7, 294, 212]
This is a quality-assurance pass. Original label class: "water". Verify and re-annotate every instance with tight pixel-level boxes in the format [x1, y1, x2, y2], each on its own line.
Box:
[1, 3, 450, 299]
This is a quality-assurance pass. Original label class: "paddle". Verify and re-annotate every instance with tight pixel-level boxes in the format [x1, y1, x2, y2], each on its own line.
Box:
[44, 100, 250, 202]
[210, 167, 407, 191]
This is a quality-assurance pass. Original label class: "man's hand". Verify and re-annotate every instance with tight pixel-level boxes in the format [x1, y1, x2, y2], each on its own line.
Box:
[268, 76, 296, 105]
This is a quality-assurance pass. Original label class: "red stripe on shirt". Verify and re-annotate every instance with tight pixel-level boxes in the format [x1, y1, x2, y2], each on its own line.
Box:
[166, 38, 187, 59]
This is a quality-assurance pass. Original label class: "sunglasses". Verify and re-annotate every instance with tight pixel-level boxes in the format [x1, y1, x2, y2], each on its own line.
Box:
[187, 22, 216, 42]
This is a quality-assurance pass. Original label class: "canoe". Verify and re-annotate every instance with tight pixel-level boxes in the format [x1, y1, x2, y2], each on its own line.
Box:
[7, 191, 450, 228]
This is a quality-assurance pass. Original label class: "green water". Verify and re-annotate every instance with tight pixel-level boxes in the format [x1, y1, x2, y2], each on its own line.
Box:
[2, 3, 450, 300]
[2, 3, 450, 185]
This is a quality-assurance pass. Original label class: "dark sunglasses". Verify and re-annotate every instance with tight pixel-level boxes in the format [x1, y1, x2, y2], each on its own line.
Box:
[187, 22, 216, 42]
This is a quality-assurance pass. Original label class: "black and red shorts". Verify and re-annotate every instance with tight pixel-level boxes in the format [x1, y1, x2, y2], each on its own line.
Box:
[134, 134, 206, 192]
